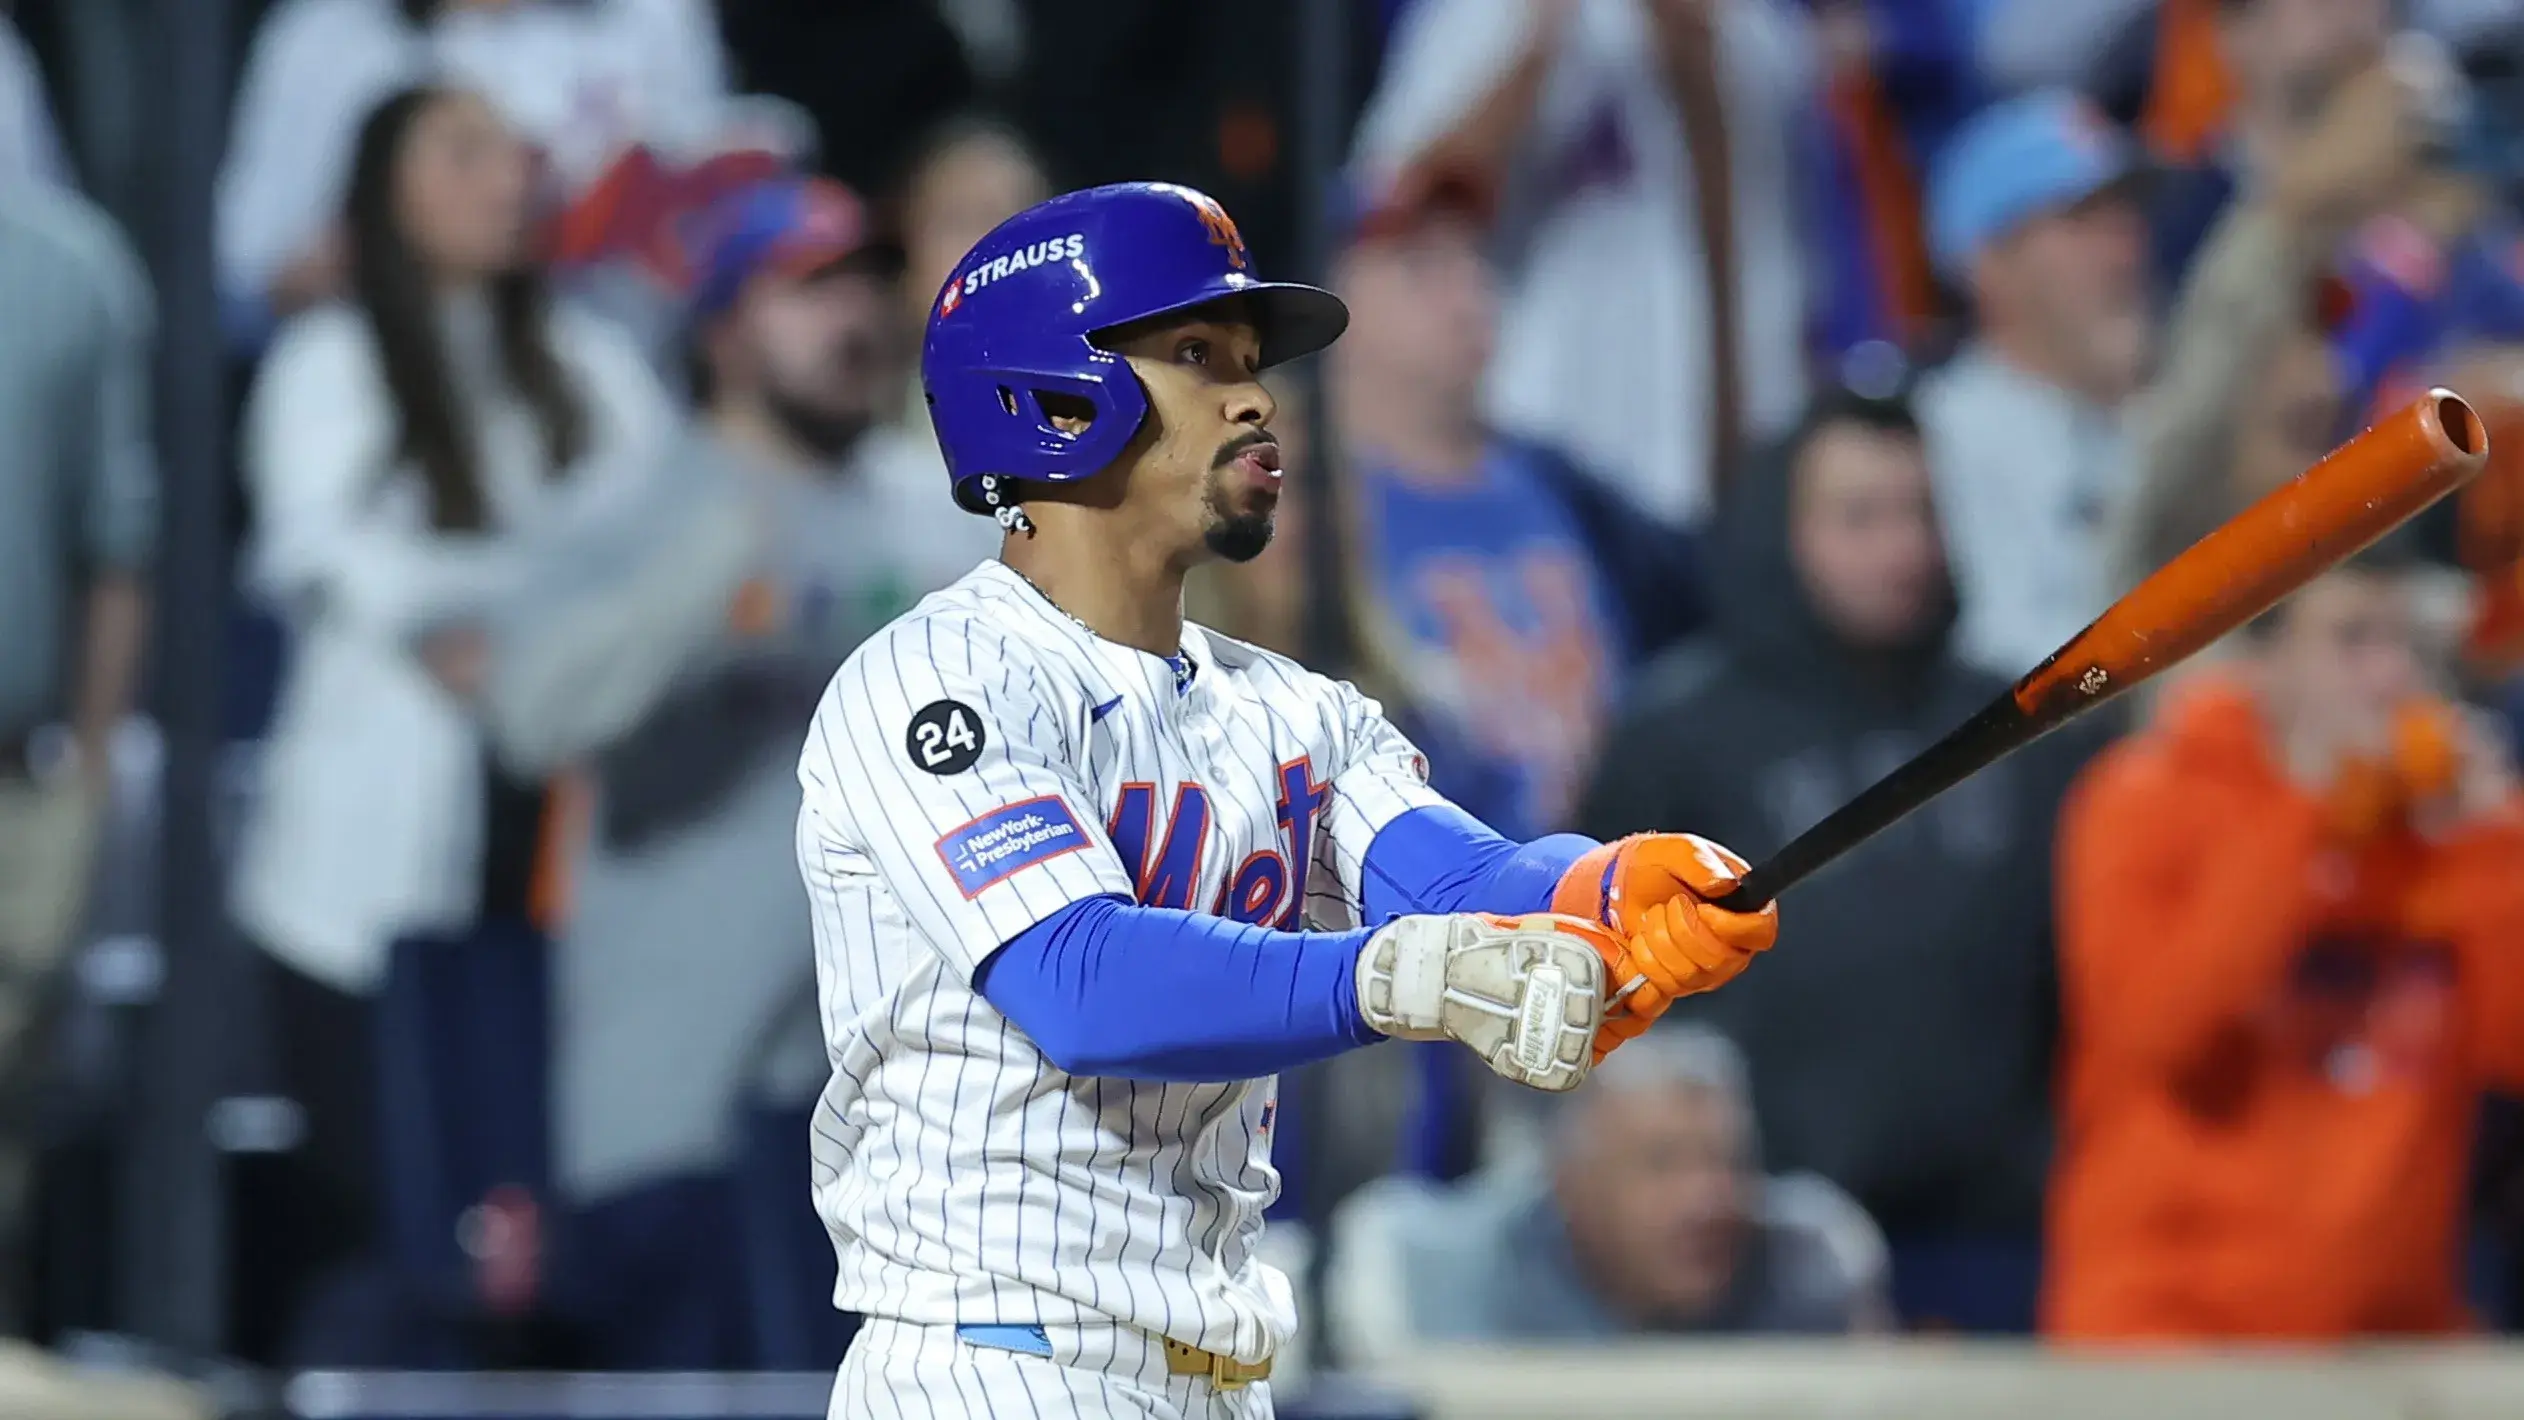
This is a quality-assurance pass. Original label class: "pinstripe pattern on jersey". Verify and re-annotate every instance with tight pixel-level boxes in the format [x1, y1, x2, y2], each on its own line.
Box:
[798, 560, 1444, 1367]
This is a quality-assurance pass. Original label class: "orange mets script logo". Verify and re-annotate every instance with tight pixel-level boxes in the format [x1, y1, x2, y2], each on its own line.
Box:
[1197, 202, 1249, 269]
[1158, 184, 1248, 270]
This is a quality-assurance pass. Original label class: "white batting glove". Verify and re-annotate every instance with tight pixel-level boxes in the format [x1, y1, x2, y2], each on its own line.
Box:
[1354, 912, 1610, 1093]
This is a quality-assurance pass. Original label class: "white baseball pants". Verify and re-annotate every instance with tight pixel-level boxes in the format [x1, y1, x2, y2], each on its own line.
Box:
[831, 1318, 1277, 1420]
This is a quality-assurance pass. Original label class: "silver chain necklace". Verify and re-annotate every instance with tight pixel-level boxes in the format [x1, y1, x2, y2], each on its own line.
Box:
[998, 560, 1197, 695]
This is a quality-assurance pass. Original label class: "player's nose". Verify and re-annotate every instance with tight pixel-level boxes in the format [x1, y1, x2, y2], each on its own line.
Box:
[1227, 378, 1275, 431]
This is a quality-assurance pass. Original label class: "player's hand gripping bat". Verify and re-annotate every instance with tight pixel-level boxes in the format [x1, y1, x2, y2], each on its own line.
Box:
[1710, 388, 2491, 913]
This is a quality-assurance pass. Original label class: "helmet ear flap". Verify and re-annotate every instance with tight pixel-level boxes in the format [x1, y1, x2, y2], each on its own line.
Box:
[943, 339, 1152, 513]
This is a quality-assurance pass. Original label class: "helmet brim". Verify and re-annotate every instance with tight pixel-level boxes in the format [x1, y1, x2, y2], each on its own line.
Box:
[1104, 281, 1349, 370]
[1246, 282, 1350, 368]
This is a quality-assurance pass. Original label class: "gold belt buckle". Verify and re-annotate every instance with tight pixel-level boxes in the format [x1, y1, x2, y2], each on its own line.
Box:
[1160, 1337, 1272, 1390]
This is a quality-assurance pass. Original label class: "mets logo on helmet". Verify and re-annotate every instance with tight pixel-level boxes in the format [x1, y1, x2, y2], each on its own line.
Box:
[1154, 183, 1249, 270]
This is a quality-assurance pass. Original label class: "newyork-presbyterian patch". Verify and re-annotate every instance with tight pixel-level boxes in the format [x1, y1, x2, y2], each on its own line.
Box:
[936, 796, 1091, 898]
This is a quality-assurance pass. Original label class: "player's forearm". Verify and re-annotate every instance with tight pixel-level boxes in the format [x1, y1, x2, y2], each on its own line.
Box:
[974, 896, 1384, 1083]
[1360, 805, 1596, 923]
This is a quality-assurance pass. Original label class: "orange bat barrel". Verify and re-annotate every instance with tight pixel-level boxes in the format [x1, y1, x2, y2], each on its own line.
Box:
[1713, 389, 2489, 912]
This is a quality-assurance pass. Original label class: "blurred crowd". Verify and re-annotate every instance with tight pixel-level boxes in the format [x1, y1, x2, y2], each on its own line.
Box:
[16, 0, 2524, 1392]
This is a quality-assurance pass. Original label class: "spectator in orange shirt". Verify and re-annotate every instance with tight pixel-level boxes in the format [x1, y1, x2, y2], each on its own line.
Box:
[2047, 539, 2524, 1340]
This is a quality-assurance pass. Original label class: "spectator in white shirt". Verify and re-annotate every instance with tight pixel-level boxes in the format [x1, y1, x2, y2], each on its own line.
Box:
[228, 83, 670, 1361]
[1915, 91, 2155, 676]
[217, 0, 737, 333]
[1351, 0, 1818, 530]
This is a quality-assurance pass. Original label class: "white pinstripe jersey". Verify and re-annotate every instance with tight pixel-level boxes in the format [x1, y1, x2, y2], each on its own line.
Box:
[795, 559, 1446, 1364]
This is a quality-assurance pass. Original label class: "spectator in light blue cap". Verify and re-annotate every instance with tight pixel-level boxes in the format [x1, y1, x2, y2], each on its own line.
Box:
[1915, 89, 2157, 678]
[1929, 89, 2143, 286]
[1928, 88, 2152, 399]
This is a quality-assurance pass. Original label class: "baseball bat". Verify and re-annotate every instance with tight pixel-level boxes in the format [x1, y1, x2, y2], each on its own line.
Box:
[1711, 388, 2490, 913]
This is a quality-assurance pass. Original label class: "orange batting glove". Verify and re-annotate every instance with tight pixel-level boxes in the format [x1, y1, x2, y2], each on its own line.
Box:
[1550, 833, 1780, 1062]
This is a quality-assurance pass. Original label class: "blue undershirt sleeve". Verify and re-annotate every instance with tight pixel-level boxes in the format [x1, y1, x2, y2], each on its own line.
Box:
[974, 896, 1384, 1084]
[972, 808, 1599, 1084]
[1358, 804, 1597, 926]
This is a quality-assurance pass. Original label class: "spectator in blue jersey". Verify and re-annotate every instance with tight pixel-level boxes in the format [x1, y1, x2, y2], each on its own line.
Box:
[1327, 173, 1664, 844]
[1575, 384, 2096, 1279]
[1286, 171, 1706, 1200]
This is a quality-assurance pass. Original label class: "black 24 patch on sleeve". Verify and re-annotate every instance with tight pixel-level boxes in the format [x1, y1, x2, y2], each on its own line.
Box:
[905, 699, 987, 775]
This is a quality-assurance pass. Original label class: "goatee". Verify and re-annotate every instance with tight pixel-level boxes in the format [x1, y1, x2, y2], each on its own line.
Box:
[1204, 511, 1275, 564]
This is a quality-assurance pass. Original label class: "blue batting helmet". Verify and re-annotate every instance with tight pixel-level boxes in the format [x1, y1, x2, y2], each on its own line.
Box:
[922, 182, 1349, 516]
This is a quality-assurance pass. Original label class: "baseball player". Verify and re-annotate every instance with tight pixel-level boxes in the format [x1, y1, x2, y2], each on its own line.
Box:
[798, 181, 1779, 1419]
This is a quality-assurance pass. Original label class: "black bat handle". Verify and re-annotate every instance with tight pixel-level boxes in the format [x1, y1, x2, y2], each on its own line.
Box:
[1709, 696, 2038, 913]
